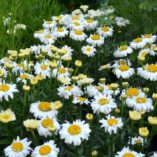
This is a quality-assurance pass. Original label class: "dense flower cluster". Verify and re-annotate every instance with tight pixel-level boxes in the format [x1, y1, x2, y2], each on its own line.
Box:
[0, 5, 157, 157]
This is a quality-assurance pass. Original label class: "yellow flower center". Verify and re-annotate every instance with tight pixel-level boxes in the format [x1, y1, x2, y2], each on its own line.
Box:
[133, 37, 142, 43]
[41, 118, 54, 128]
[73, 21, 80, 26]
[19, 74, 29, 79]
[2, 114, 11, 120]
[38, 102, 52, 112]
[46, 21, 52, 24]
[144, 34, 152, 38]
[98, 98, 109, 105]
[87, 19, 94, 23]
[122, 153, 135, 157]
[58, 67, 66, 73]
[91, 35, 100, 40]
[146, 64, 157, 72]
[77, 97, 86, 102]
[119, 65, 129, 71]
[45, 35, 52, 39]
[57, 27, 64, 32]
[39, 145, 52, 155]
[101, 26, 109, 32]
[135, 139, 141, 144]
[40, 65, 48, 70]
[85, 47, 92, 52]
[68, 124, 81, 135]
[119, 45, 128, 51]
[64, 86, 73, 91]
[136, 97, 147, 103]
[127, 88, 139, 97]
[11, 142, 24, 152]
[74, 30, 83, 35]
[107, 118, 118, 126]
[0, 84, 10, 92]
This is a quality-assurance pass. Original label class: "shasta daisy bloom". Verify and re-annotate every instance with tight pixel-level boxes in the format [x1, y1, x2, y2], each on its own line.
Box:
[114, 64, 134, 79]
[70, 29, 87, 41]
[37, 117, 60, 137]
[81, 45, 96, 57]
[99, 115, 123, 134]
[115, 17, 130, 27]
[91, 93, 117, 114]
[23, 119, 39, 130]
[142, 34, 156, 44]
[72, 96, 89, 105]
[84, 18, 98, 30]
[16, 73, 33, 84]
[30, 101, 58, 119]
[53, 27, 68, 38]
[137, 64, 157, 81]
[130, 37, 146, 49]
[52, 66, 70, 78]
[58, 85, 83, 99]
[69, 21, 85, 30]
[61, 45, 73, 59]
[0, 109, 16, 123]
[86, 34, 104, 46]
[114, 45, 133, 58]
[115, 147, 144, 157]
[59, 119, 91, 146]
[57, 75, 71, 85]
[130, 136, 144, 146]
[126, 93, 153, 112]
[43, 20, 56, 29]
[97, 26, 113, 38]
[4, 137, 32, 157]
[40, 34, 56, 45]
[85, 85, 99, 97]
[77, 77, 94, 86]
[0, 82, 18, 101]
[32, 140, 59, 157]
[34, 29, 49, 40]
[34, 61, 50, 78]
[112, 59, 132, 69]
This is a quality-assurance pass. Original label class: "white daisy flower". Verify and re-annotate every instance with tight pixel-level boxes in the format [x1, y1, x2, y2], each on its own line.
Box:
[34, 29, 49, 40]
[57, 75, 71, 85]
[59, 119, 91, 146]
[112, 59, 132, 69]
[114, 64, 134, 79]
[0, 67, 8, 78]
[77, 77, 94, 86]
[34, 61, 50, 78]
[126, 93, 153, 112]
[53, 27, 68, 38]
[32, 140, 59, 157]
[86, 34, 104, 46]
[99, 115, 123, 134]
[4, 137, 32, 157]
[142, 34, 156, 44]
[97, 26, 113, 38]
[61, 45, 73, 60]
[84, 18, 98, 30]
[85, 85, 100, 97]
[138, 49, 149, 60]
[69, 21, 85, 30]
[137, 64, 157, 81]
[58, 85, 83, 99]
[115, 17, 130, 27]
[0, 82, 18, 101]
[91, 93, 117, 114]
[52, 66, 70, 78]
[72, 96, 89, 105]
[150, 44, 157, 56]
[0, 109, 16, 123]
[30, 101, 58, 119]
[130, 136, 144, 146]
[43, 20, 56, 29]
[130, 37, 146, 49]
[82, 45, 96, 57]
[37, 117, 60, 137]
[115, 147, 144, 157]
[70, 29, 87, 41]
[114, 45, 133, 58]
[16, 73, 34, 84]
[40, 34, 56, 45]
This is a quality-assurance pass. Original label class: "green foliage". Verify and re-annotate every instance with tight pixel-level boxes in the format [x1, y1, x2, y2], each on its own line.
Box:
[0, 0, 65, 56]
